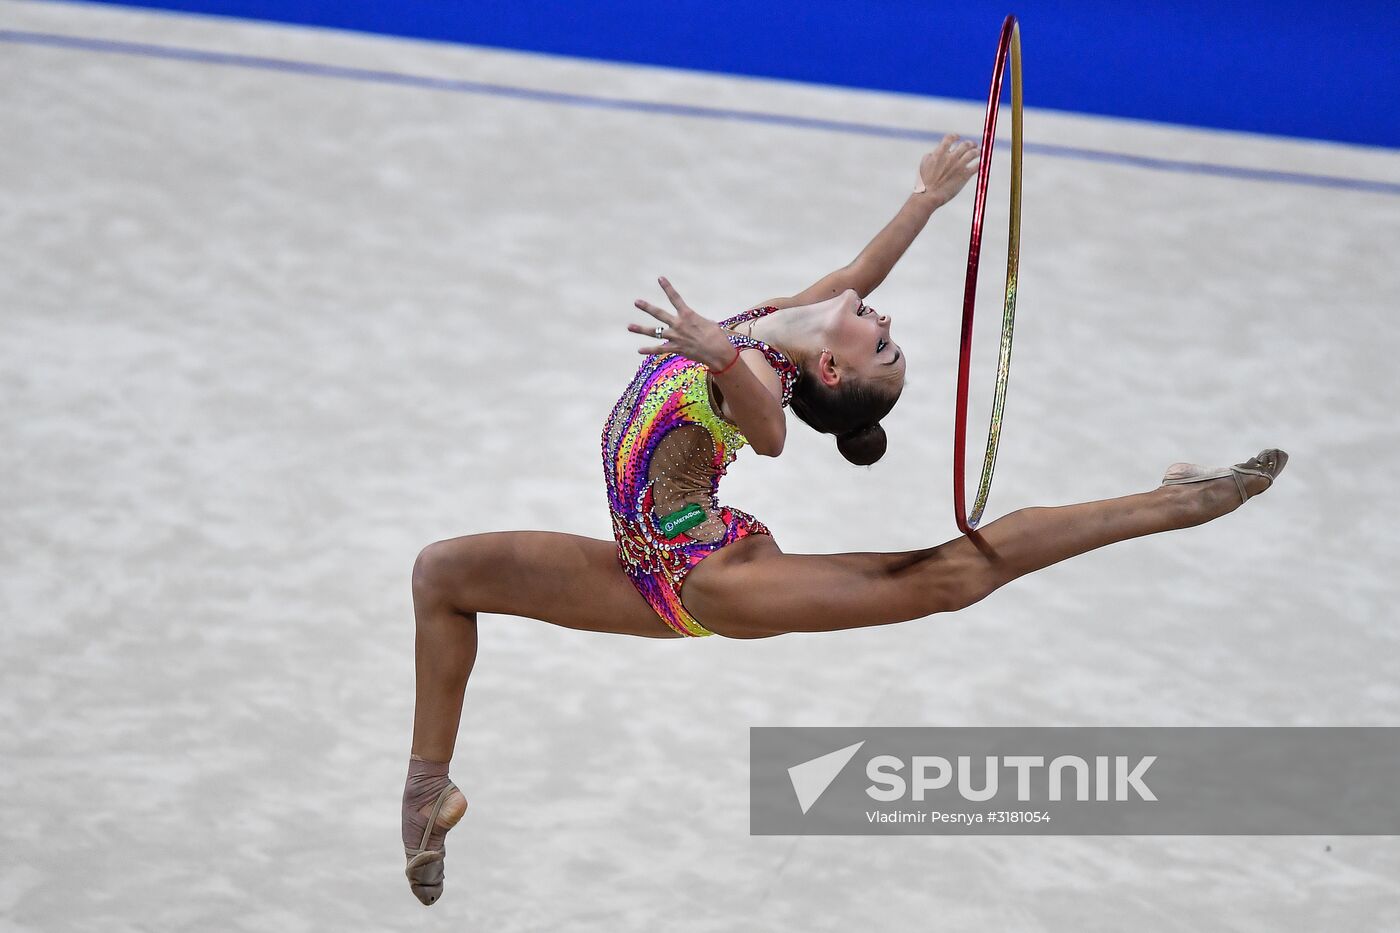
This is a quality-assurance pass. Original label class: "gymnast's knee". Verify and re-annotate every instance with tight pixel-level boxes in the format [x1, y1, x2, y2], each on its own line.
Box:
[412, 538, 477, 612]
[949, 575, 1000, 613]
[910, 547, 1003, 615]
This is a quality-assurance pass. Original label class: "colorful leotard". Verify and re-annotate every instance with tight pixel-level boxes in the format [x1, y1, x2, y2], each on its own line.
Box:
[601, 306, 800, 636]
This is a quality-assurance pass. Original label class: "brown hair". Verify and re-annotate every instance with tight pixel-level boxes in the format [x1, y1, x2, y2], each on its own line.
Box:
[788, 353, 902, 465]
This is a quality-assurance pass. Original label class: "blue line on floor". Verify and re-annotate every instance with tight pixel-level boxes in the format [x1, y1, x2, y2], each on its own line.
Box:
[4, 29, 1397, 197]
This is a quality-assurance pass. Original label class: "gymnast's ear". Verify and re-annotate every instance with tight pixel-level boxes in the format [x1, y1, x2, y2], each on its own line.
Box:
[836, 423, 886, 465]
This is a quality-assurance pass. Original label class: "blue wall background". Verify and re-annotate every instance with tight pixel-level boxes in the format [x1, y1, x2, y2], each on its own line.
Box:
[83, 1, 1400, 149]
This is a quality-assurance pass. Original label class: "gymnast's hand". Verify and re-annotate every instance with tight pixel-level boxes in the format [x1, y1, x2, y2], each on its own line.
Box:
[629, 277, 734, 369]
[914, 134, 980, 206]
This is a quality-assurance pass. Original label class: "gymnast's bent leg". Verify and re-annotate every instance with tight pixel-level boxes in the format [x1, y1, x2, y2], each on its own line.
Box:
[403, 531, 675, 904]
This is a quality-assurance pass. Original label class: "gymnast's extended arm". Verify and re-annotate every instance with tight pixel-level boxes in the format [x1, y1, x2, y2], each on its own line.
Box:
[764, 134, 979, 307]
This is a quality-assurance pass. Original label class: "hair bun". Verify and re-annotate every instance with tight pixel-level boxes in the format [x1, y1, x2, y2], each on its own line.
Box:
[835, 422, 887, 465]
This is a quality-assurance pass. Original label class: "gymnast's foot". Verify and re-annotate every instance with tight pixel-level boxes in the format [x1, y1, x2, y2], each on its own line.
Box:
[402, 755, 469, 906]
[1159, 448, 1289, 520]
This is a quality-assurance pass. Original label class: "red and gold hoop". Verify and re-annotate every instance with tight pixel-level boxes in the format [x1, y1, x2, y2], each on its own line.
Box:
[953, 14, 1024, 536]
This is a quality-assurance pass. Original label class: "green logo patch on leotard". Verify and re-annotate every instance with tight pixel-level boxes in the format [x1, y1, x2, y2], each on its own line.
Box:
[658, 503, 708, 540]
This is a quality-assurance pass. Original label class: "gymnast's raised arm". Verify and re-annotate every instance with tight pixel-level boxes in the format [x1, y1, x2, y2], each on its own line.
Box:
[761, 134, 979, 308]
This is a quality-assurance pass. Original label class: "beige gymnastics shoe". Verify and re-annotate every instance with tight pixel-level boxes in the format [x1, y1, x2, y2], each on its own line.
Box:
[1161, 448, 1289, 504]
[404, 782, 467, 906]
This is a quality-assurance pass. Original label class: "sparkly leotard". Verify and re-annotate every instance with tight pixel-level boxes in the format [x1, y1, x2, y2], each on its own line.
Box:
[601, 306, 800, 636]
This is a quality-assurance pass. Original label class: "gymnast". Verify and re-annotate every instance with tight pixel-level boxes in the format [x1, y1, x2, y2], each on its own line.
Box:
[400, 134, 1288, 904]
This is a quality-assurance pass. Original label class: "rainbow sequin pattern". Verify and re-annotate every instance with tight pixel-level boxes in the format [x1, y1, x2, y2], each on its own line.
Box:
[601, 306, 799, 637]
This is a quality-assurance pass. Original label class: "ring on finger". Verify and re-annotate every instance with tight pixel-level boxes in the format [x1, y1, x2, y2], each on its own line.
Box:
[654, 325, 666, 340]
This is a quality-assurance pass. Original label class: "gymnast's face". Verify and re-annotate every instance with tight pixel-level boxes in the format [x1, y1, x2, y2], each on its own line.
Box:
[815, 289, 907, 391]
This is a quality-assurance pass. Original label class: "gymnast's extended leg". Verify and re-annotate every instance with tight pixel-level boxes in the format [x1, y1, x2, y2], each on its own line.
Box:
[683, 459, 1282, 637]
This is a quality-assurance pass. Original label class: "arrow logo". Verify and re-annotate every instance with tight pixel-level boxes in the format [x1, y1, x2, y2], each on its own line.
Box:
[788, 741, 865, 815]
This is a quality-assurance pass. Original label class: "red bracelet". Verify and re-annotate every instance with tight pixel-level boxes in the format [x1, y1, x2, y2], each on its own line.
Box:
[709, 345, 742, 376]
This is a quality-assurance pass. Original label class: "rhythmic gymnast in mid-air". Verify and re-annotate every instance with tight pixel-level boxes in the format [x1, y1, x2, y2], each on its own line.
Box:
[400, 135, 1287, 904]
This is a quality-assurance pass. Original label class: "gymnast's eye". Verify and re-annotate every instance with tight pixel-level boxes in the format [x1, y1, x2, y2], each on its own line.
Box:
[877, 338, 887, 353]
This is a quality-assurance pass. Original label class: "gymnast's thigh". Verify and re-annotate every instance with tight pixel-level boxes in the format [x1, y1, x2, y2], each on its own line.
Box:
[679, 535, 951, 638]
[421, 530, 682, 638]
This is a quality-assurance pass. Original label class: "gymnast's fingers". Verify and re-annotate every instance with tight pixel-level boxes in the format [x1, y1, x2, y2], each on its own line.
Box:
[634, 299, 677, 325]
[636, 343, 671, 355]
[656, 276, 691, 313]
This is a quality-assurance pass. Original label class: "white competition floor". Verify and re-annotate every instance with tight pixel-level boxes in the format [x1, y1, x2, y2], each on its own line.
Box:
[3, 2, 1400, 930]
